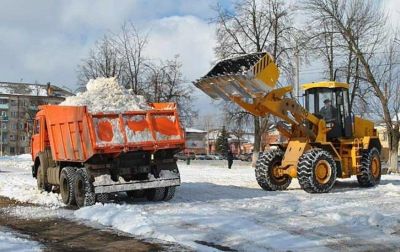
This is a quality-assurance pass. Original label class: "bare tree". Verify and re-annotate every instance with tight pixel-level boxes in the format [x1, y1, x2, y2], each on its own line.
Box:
[77, 35, 122, 85]
[145, 56, 198, 126]
[114, 22, 148, 93]
[304, 0, 400, 172]
[214, 0, 295, 164]
[77, 25, 197, 126]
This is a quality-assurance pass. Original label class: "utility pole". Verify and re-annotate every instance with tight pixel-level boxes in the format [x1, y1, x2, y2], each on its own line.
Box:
[294, 45, 300, 101]
[0, 117, 2, 156]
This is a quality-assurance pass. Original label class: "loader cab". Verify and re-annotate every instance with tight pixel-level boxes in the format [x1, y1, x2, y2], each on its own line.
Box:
[303, 81, 352, 139]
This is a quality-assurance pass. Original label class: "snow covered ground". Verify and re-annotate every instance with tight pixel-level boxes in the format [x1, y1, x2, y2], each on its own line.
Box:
[1, 156, 400, 251]
[0, 228, 42, 252]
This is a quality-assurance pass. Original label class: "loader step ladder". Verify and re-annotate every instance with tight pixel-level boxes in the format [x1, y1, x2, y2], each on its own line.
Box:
[353, 138, 362, 172]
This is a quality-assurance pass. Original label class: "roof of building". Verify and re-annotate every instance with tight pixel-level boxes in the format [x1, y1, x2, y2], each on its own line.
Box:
[185, 128, 207, 133]
[0, 81, 73, 97]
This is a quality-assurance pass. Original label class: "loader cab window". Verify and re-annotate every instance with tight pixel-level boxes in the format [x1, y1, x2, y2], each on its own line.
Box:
[305, 88, 337, 122]
[305, 87, 352, 139]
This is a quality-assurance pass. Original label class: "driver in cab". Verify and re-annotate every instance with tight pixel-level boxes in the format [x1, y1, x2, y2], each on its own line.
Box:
[319, 99, 337, 122]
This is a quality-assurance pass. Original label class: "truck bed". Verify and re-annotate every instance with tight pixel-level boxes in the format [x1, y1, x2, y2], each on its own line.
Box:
[39, 103, 185, 162]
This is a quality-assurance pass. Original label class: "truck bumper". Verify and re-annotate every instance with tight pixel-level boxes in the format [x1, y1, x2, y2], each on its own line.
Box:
[94, 178, 181, 194]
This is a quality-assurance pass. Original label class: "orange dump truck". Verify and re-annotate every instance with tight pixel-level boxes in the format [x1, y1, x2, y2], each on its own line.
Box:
[31, 103, 185, 207]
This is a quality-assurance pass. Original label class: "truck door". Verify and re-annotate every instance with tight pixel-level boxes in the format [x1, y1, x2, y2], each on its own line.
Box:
[31, 117, 43, 158]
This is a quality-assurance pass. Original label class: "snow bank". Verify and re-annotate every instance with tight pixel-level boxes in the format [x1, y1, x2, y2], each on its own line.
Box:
[0, 155, 63, 208]
[0, 229, 42, 252]
[74, 162, 400, 251]
[60, 77, 150, 113]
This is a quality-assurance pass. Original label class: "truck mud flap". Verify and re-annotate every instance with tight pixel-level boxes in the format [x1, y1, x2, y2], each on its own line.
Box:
[94, 178, 181, 194]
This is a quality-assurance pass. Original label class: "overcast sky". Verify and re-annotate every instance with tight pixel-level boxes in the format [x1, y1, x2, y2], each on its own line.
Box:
[0, 0, 399, 122]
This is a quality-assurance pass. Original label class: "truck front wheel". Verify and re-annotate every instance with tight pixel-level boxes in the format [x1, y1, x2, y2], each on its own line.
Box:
[37, 165, 52, 193]
[74, 168, 95, 208]
[60, 167, 77, 206]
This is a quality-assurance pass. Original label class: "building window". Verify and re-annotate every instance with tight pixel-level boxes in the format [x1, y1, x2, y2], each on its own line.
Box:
[10, 100, 17, 106]
[18, 123, 24, 130]
[11, 123, 17, 130]
[1, 111, 6, 117]
[20, 136, 27, 142]
[0, 99, 8, 104]
[11, 111, 17, 118]
[9, 147, 15, 154]
[1, 123, 6, 129]
[9, 135, 15, 141]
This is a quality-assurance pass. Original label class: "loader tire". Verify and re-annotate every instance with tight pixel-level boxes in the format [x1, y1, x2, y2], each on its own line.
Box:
[74, 168, 95, 208]
[357, 147, 381, 187]
[298, 148, 337, 193]
[37, 165, 52, 193]
[163, 186, 176, 201]
[255, 149, 291, 191]
[60, 167, 77, 206]
[146, 188, 166, 201]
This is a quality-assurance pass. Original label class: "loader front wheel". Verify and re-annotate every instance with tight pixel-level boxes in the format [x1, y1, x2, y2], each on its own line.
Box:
[60, 167, 77, 206]
[298, 148, 337, 193]
[74, 168, 95, 208]
[255, 149, 292, 191]
[357, 147, 381, 187]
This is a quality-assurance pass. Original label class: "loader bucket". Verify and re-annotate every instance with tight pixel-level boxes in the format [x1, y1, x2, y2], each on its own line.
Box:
[194, 52, 279, 101]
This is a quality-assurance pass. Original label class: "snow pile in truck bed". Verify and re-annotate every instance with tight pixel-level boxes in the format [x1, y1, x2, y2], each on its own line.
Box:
[60, 77, 150, 113]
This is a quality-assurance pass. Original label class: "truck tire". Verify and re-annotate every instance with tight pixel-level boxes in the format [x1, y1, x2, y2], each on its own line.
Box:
[126, 190, 145, 198]
[163, 186, 176, 201]
[74, 168, 95, 208]
[357, 147, 381, 187]
[298, 148, 337, 193]
[60, 167, 77, 206]
[146, 188, 166, 201]
[37, 165, 52, 193]
[96, 193, 109, 204]
[255, 149, 292, 191]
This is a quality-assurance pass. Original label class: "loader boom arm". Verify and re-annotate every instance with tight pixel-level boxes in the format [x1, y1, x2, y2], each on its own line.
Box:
[231, 86, 327, 142]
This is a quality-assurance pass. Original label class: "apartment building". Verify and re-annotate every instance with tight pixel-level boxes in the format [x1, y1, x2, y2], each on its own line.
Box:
[0, 81, 72, 155]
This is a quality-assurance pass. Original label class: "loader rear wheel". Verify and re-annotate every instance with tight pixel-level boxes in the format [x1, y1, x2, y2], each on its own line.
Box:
[37, 165, 52, 193]
[298, 148, 337, 193]
[74, 168, 95, 208]
[60, 167, 77, 206]
[255, 149, 292, 191]
[357, 147, 381, 187]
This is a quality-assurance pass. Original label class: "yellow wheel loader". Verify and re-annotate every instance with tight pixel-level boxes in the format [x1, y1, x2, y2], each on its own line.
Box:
[194, 52, 381, 193]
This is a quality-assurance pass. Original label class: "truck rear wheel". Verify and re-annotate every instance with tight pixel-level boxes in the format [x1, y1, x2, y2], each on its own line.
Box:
[255, 149, 292, 191]
[163, 186, 176, 201]
[74, 168, 95, 208]
[357, 147, 381, 187]
[60, 167, 77, 206]
[37, 165, 52, 193]
[146, 187, 176, 201]
[146, 188, 166, 201]
[298, 148, 337, 193]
